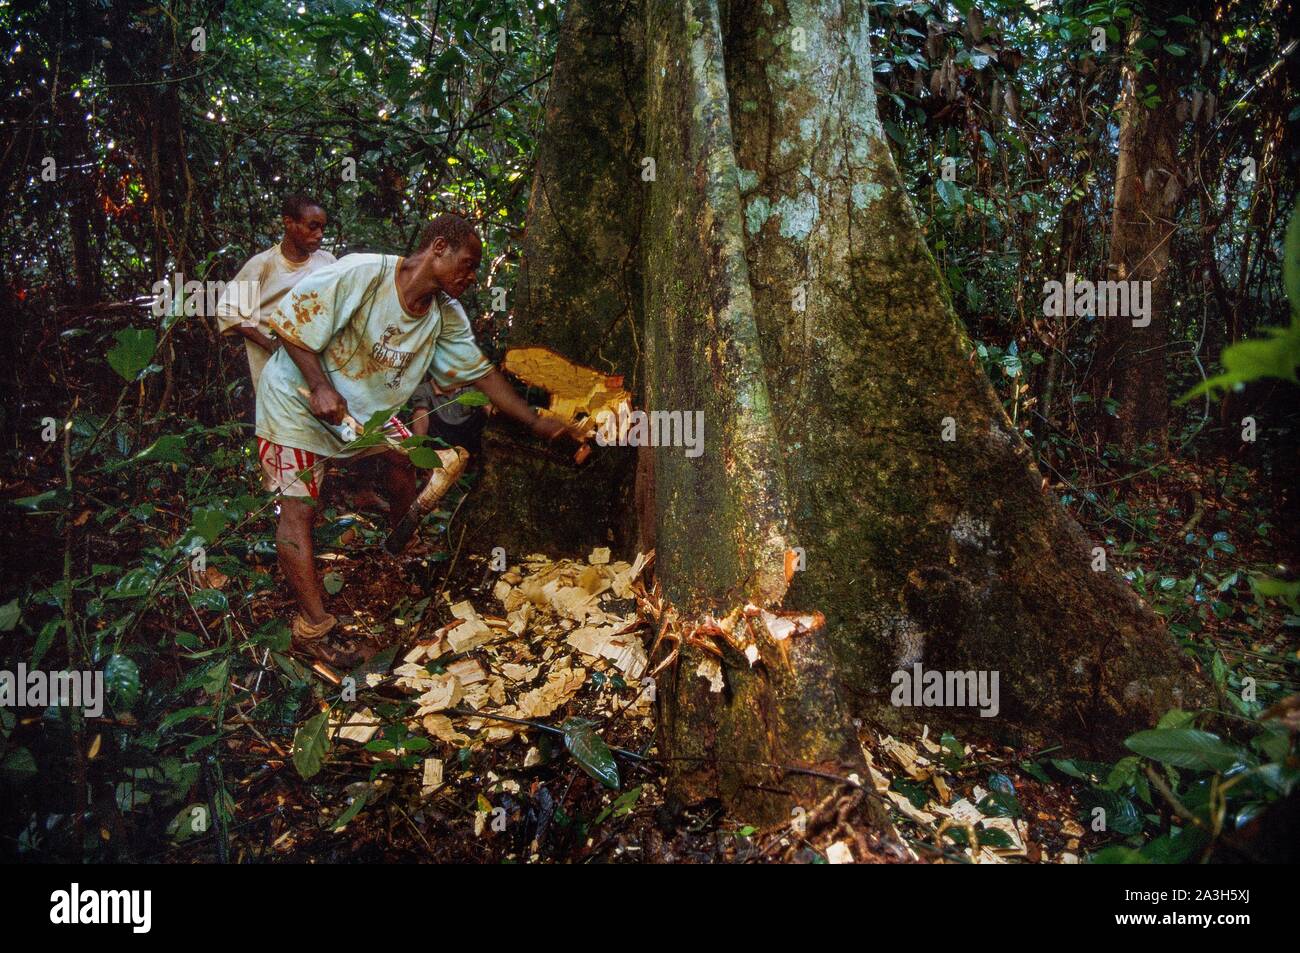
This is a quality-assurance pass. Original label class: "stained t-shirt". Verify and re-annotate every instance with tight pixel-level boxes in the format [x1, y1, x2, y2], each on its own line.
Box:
[256, 253, 493, 457]
[213, 244, 337, 389]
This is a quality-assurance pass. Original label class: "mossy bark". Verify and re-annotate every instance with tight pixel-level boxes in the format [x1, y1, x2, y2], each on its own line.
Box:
[482, 0, 1206, 820]
[642, 0, 860, 823]
[713, 0, 1202, 755]
[469, 0, 647, 556]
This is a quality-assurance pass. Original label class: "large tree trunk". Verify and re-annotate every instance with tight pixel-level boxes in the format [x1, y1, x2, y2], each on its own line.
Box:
[470, 0, 647, 555]
[479, 0, 1206, 822]
[1093, 20, 1184, 453]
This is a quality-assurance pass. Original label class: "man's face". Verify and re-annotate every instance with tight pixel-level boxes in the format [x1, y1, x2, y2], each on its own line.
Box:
[283, 205, 326, 254]
[432, 235, 481, 299]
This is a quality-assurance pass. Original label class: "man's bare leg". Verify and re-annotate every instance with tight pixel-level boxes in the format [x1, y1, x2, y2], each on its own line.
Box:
[277, 497, 328, 624]
[376, 449, 418, 528]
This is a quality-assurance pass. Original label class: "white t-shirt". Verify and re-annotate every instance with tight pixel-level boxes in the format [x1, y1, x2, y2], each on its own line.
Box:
[256, 253, 493, 457]
[214, 244, 337, 389]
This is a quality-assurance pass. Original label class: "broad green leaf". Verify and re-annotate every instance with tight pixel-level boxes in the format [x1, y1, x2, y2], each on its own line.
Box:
[976, 790, 1021, 817]
[293, 711, 332, 779]
[104, 654, 140, 708]
[0, 599, 19, 631]
[1084, 789, 1143, 835]
[322, 572, 344, 595]
[935, 177, 964, 209]
[1124, 728, 1248, 773]
[1140, 825, 1208, 863]
[561, 717, 619, 789]
[131, 434, 187, 465]
[192, 508, 229, 544]
[191, 588, 228, 612]
[107, 328, 157, 382]
[407, 446, 445, 469]
[107, 567, 157, 600]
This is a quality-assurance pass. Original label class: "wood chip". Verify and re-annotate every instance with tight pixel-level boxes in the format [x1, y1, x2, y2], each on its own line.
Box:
[421, 758, 444, 795]
[332, 707, 379, 745]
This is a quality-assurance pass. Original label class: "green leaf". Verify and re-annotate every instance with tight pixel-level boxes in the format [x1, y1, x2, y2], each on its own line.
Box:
[1140, 825, 1208, 863]
[561, 717, 619, 789]
[977, 826, 1014, 849]
[454, 389, 490, 407]
[166, 803, 211, 843]
[1, 747, 38, 782]
[1156, 708, 1196, 729]
[293, 711, 332, 779]
[191, 588, 228, 612]
[976, 790, 1021, 817]
[594, 785, 643, 824]
[200, 657, 230, 696]
[30, 621, 57, 668]
[0, 599, 19, 632]
[1084, 789, 1144, 835]
[192, 508, 229, 544]
[107, 567, 157, 600]
[407, 446, 445, 469]
[104, 654, 140, 708]
[1050, 758, 1088, 780]
[159, 705, 213, 733]
[1088, 845, 1150, 864]
[322, 572, 344, 595]
[252, 619, 292, 651]
[936, 177, 964, 209]
[106, 328, 157, 382]
[12, 488, 70, 513]
[109, 434, 187, 469]
[1020, 759, 1051, 783]
[331, 789, 369, 831]
[1124, 728, 1248, 773]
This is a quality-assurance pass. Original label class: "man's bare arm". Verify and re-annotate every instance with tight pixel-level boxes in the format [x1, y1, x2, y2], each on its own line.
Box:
[281, 339, 348, 424]
[233, 325, 280, 353]
[473, 368, 583, 442]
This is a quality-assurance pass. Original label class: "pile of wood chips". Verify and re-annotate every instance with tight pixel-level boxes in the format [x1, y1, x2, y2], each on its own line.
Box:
[332, 548, 655, 800]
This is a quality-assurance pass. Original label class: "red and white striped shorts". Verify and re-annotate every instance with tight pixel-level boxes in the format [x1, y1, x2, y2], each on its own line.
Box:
[255, 415, 412, 500]
[257, 438, 324, 499]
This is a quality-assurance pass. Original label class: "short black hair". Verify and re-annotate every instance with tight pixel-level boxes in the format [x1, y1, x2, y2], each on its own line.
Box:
[417, 212, 479, 252]
[281, 193, 324, 220]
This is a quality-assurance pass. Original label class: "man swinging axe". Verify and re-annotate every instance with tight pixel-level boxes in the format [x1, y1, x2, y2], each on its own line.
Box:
[255, 213, 587, 666]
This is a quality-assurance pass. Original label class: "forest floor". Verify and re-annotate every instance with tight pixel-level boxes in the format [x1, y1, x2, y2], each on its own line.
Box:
[123, 434, 1294, 865]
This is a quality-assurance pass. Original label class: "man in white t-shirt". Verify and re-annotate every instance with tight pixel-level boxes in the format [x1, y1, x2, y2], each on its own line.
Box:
[256, 213, 586, 665]
[214, 194, 336, 392]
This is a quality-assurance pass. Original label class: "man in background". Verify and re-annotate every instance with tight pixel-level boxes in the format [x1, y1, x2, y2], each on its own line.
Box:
[215, 193, 336, 393]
